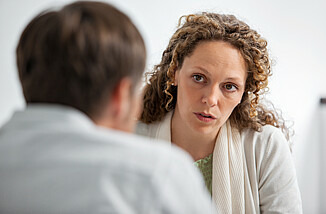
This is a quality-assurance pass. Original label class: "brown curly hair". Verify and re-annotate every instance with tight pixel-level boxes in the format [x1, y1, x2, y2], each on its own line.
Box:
[140, 12, 290, 140]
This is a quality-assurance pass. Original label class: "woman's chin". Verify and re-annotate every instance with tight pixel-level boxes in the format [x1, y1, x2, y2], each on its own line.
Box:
[191, 124, 220, 136]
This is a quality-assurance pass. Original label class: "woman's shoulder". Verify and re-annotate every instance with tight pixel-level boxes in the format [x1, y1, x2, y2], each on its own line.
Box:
[135, 112, 173, 141]
[135, 120, 161, 139]
[241, 124, 286, 142]
[241, 125, 296, 190]
[240, 125, 290, 153]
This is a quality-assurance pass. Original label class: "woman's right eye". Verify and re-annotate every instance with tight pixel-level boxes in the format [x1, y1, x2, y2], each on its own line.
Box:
[192, 74, 205, 83]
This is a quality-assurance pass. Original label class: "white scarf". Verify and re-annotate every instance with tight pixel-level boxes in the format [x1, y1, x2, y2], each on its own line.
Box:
[212, 120, 245, 214]
[151, 113, 255, 213]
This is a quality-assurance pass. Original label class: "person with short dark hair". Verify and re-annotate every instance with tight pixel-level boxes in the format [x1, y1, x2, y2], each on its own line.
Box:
[0, 2, 214, 213]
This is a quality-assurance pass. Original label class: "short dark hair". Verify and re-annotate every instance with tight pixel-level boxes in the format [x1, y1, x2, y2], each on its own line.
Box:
[16, 1, 146, 119]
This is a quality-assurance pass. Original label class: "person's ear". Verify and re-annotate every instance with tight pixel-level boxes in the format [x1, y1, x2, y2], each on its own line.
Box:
[111, 77, 132, 121]
[174, 69, 180, 86]
[94, 77, 135, 131]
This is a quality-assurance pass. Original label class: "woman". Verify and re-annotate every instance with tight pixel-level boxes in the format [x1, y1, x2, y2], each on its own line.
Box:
[136, 13, 302, 213]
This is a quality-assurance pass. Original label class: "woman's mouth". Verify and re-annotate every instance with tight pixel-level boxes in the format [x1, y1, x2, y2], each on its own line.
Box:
[194, 112, 216, 122]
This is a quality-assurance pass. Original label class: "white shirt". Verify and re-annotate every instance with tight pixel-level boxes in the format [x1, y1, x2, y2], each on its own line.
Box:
[136, 112, 303, 213]
[0, 104, 214, 214]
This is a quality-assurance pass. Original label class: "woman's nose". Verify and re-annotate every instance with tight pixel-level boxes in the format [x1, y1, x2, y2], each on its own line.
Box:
[202, 85, 220, 107]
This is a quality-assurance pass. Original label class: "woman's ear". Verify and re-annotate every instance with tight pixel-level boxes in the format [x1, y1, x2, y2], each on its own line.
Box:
[174, 70, 180, 86]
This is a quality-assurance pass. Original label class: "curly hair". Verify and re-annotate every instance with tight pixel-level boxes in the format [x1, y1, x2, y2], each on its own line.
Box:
[140, 12, 290, 140]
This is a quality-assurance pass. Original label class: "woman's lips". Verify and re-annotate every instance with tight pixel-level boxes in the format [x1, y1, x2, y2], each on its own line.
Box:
[194, 112, 216, 122]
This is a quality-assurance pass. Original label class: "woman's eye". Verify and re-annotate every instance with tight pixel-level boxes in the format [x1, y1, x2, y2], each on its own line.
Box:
[192, 75, 205, 83]
[224, 84, 238, 92]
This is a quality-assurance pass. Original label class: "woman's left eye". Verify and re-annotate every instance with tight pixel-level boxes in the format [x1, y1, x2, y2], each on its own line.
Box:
[224, 84, 238, 91]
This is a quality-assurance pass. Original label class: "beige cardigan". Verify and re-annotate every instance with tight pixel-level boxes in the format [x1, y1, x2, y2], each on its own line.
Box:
[136, 112, 302, 213]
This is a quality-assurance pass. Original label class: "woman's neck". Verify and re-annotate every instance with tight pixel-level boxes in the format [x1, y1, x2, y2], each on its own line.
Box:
[171, 112, 218, 161]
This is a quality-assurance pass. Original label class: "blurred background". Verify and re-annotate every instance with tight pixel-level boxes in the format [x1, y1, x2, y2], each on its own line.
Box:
[1, 0, 325, 212]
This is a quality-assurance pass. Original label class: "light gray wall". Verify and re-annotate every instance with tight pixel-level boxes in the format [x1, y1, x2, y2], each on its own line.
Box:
[1, 0, 325, 212]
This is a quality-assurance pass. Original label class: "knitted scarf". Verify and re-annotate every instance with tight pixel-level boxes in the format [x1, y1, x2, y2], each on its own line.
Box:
[212, 120, 245, 213]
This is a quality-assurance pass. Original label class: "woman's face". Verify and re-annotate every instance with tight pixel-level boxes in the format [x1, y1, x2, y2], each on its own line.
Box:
[173, 41, 247, 136]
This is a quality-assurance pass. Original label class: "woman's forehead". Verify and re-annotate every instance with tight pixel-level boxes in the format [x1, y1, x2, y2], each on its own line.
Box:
[180, 41, 247, 77]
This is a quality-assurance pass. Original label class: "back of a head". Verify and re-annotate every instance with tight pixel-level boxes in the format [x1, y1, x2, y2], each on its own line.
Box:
[16, 1, 146, 120]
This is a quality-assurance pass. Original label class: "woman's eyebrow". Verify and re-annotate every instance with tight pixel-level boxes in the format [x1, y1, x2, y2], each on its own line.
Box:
[193, 66, 245, 83]
[193, 66, 211, 76]
[225, 77, 244, 82]
[224, 77, 246, 87]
